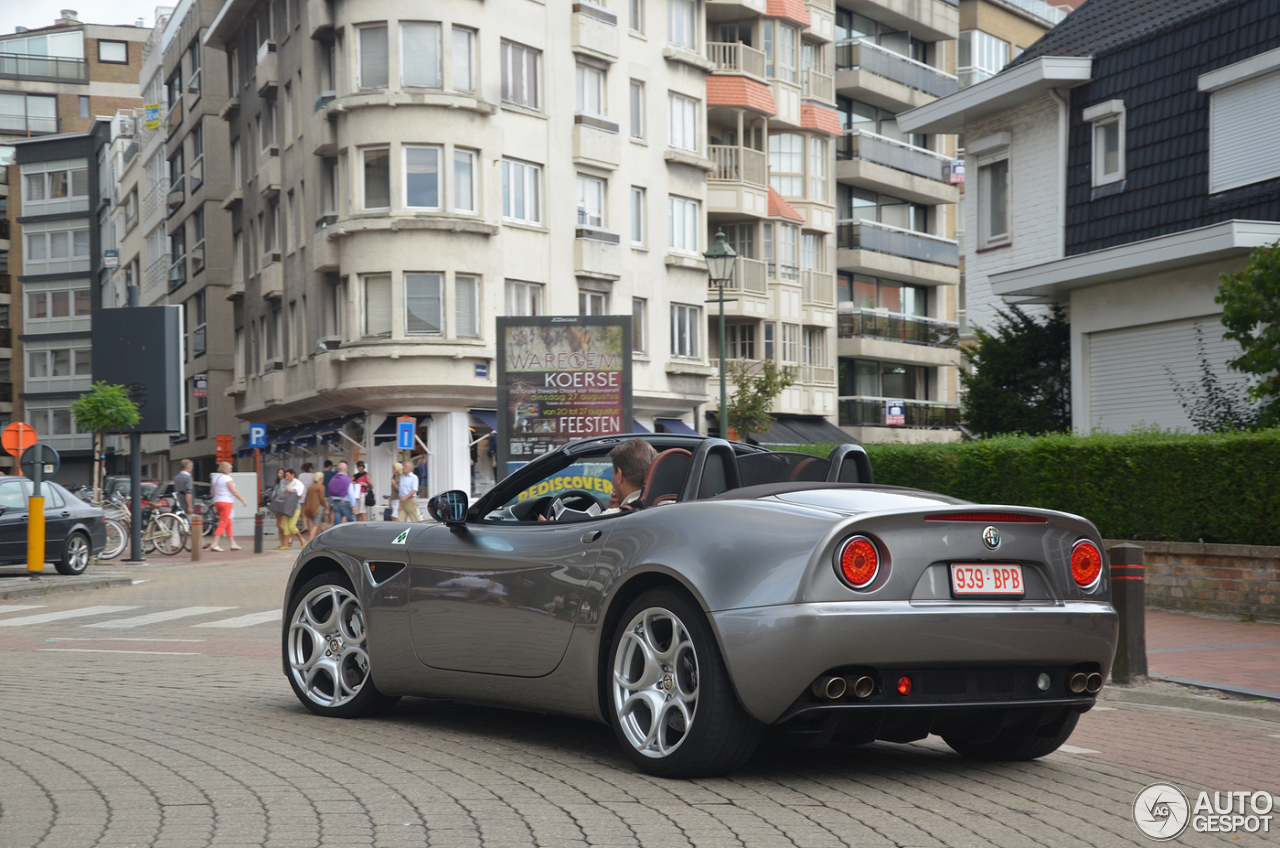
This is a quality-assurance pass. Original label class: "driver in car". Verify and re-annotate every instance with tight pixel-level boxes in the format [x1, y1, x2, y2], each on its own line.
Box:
[602, 439, 658, 514]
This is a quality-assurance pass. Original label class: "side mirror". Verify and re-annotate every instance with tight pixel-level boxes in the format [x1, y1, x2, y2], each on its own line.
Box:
[427, 490, 469, 526]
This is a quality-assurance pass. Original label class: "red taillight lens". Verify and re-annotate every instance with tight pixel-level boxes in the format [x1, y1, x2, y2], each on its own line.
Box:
[836, 535, 880, 589]
[1071, 540, 1103, 589]
[896, 676, 913, 696]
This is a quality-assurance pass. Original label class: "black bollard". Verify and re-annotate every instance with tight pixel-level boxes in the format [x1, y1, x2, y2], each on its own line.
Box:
[254, 510, 264, 554]
[1108, 542, 1147, 683]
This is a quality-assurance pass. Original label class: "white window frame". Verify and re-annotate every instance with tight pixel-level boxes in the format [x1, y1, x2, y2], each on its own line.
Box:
[1084, 100, 1126, 187]
[630, 80, 645, 139]
[630, 0, 644, 34]
[670, 303, 701, 359]
[668, 0, 697, 51]
[452, 26, 475, 93]
[769, 133, 804, 197]
[403, 145, 442, 210]
[630, 186, 646, 245]
[400, 22, 441, 88]
[454, 148, 477, 214]
[579, 290, 608, 316]
[576, 63, 607, 119]
[977, 151, 1011, 247]
[507, 280, 542, 316]
[405, 272, 444, 335]
[358, 23, 390, 90]
[577, 175, 606, 227]
[780, 323, 799, 364]
[668, 93, 698, 152]
[502, 158, 542, 225]
[362, 273, 393, 338]
[632, 298, 647, 354]
[456, 274, 480, 338]
[501, 40, 540, 110]
[668, 195, 699, 254]
[809, 136, 828, 201]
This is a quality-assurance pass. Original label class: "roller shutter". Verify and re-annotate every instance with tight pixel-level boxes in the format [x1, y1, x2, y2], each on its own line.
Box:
[1209, 70, 1280, 193]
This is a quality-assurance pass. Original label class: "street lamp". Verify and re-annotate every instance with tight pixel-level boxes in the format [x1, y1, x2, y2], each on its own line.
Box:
[703, 230, 737, 439]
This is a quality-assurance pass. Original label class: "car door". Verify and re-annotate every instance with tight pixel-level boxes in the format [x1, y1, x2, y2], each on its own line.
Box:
[408, 521, 613, 677]
[0, 478, 31, 563]
[41, 484, 73, 558]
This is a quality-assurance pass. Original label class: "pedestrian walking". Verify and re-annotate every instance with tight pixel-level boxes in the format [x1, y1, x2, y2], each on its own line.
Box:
[209, 462, 249, 552]
[322, 460, 335, 489]
[172, 459, 195, 516]
[276, 469, 306, 549]
[352, 461, 371, 522]
[298, 463, 315, 534]
[327, 461, 354, 525]
[395, 461, 420, 522]
[304, 472, 328, 543]
[270, 468, 287, 540]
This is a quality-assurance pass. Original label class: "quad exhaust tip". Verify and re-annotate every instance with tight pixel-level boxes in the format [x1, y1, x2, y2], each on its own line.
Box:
[811, 675, 847, 700]
[1068, 672, 1088, 694]
[1085, 672, 1103, 694]
[846, 675, 875, 699]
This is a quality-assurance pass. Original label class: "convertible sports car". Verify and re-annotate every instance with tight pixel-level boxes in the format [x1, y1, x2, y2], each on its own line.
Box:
[282, 435, 1118, 777]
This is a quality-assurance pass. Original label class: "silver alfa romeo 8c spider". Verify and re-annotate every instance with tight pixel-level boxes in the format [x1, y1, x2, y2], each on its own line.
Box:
[282, 435, 1117, 777]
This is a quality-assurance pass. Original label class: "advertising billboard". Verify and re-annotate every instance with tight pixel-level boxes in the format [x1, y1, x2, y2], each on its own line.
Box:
[496, 315, 632, 474]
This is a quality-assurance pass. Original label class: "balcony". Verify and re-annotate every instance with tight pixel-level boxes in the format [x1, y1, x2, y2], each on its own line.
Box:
[838, 396, 960, 428]
[801, 68, 835, 103]
[836, 40, 957, 100]
[257, 154, 281, 198]
[1002, 0, 1068, 24]
[169, 256, 187, 290]
[837, 220, 959, 267]
[307, 0, 334, 38]
[255, 41, 279, 96]
[801, 269, 836, 306]
[0, 51, 86, 82]
[573, 119, 620, 170]
[144, 254, 171, 298]
[836, 130, 958, 204]
[706, 42, 765, 79]
[708, 256, 768, 297]
[166, 176, 185, 217]
[838, 308, 959, 347]
[261, 258, 284, 299]
[166, 96, 183, 138]
[800, 365, 838, 385]
[311, 228, 339, 272]
[571, 3, 618, 61]
[574, 231, 621, 280]
[0, 112, 57, 135]
[708, 145, 767, 187]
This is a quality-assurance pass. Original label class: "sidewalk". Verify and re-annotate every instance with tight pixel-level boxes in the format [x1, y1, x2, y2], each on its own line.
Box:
[1144, 607, 1280, 700]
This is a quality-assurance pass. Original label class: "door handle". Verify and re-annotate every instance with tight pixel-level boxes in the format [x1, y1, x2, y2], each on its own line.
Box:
[580, 529, 602, 543]
[60, 512, 70, 517]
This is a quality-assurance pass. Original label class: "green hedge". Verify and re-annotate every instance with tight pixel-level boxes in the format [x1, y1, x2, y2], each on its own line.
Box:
[772, 431, 1280, 546]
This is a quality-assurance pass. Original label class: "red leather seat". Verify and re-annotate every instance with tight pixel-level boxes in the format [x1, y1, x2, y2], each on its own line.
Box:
[637, 448, 693, 508]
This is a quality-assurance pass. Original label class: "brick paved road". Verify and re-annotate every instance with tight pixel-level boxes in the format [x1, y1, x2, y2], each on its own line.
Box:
[1, 557, 1277, 848]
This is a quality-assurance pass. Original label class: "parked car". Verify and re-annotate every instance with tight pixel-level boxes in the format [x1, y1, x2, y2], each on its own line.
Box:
[281, 435, 1118, 777]
[0, 478, 106, 574]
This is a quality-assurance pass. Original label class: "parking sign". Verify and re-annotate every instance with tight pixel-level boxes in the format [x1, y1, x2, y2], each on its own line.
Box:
[249, 424, 268, 449]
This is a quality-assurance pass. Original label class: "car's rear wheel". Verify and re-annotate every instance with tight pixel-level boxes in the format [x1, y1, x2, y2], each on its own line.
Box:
[607, 588, 761, 777]
[284, 571, 399, 718]
[56, 531, 91, 576]
[943, 709, 1080, 761]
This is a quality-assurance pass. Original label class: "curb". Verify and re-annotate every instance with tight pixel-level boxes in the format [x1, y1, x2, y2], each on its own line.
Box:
[1, 575, 135, 600]
[1100, 680, 1280, 724]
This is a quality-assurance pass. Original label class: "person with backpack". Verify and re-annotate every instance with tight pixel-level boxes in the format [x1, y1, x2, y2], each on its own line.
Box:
[328, 461, 354, 525]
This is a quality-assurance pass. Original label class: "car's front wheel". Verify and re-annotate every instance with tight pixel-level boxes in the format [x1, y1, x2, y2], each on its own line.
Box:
[284, 572, 399, 718]
[56, 531, 91, 575]
[943, 709, 1080, 761]
[607, 588, 761, 777]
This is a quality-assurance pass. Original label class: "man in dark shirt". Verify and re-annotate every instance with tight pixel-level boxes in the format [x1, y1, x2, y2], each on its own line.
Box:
[322, 460, 335, 488]
[173, 459, 195, 515]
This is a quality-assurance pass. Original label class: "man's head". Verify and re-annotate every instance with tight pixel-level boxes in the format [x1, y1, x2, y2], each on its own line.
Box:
[323, 460, 333, 470]
[608, 439, 658, 500]
[180, 459, 193, 471]
[337, 461, 348, 474]
[284, 468, 296, 480]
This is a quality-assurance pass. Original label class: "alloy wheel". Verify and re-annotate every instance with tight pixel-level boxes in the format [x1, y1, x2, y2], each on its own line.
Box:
[612, 606, 700, 758]
[288, 584, 373, 709]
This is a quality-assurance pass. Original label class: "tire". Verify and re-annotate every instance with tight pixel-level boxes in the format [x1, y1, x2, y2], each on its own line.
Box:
[151, 514, 187, 556]
[100, 518, 127, 560]
[606, 588, 762, 778]
[55, 531, 92, 576]
[284, 571, 399, 718]
[943, 710, 1080, 761]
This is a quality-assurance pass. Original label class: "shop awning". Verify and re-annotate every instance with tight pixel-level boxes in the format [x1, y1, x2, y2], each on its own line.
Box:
[632, 419, 650, 433]
[470, 409, 498, 432]
[655, 418, 699, 436]
[236, 440, 254, 456]
[754, 415, 855, 446]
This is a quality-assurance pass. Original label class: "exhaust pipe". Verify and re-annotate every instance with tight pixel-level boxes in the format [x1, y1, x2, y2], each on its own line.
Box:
[1068, 672, 1088, 694]
[1085, 672, 1103, 694]
[811, 675, 847, 699]
[845, 675, 875, 699]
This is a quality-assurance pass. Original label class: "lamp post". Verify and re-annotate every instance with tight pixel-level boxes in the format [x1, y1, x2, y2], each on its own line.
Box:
[703, 230, 737, 439]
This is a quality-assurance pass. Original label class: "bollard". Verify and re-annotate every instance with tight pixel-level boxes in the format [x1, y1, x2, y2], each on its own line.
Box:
[190, 511, 202, 561]
[1108, 542, 1147, 683]
[254, 510, 264, 554]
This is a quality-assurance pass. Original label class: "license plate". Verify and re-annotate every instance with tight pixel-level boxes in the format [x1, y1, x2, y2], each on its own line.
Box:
[950, 563, 1025, 597]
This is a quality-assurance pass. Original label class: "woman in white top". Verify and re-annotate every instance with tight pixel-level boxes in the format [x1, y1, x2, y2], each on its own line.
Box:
[210, 462, 250, 552]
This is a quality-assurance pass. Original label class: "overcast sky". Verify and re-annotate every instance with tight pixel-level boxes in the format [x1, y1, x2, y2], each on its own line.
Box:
[0, 1, 173, 39]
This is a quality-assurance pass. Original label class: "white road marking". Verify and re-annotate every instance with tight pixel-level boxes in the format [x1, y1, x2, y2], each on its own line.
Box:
[0, 606, 46, 615]
[0, 606, 141, 627]
[83, 607, 236, 629]
[45, 637, 206, 643]
[39, 648, 200, 655]
[1091, 706, 1117, 711]
[192, 610, 281, 629]
[1058, 745, 1101, 755]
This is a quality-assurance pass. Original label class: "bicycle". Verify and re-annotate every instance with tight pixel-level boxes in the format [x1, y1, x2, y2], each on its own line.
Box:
[99, 494, 131, 560]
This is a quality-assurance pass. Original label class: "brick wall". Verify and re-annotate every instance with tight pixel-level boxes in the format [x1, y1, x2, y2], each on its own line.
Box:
[1108, 540, 1280, 622]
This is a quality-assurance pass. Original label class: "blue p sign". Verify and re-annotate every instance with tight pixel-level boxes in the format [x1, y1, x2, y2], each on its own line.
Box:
[397, 419, 416, 451]
[249, 424, 268, 449]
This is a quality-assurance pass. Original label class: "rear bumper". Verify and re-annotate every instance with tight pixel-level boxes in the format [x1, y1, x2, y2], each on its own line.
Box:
[711, 600, 1118, 724]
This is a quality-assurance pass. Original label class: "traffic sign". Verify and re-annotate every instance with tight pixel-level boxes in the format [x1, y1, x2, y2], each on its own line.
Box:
[249, 424, 268, 449]
[20, 443, 60, 478]
[397, 417, 416, 451]
[2, 422, 37, 458]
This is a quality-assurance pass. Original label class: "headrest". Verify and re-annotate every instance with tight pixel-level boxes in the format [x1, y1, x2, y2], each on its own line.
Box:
[639, 448, 692, 509]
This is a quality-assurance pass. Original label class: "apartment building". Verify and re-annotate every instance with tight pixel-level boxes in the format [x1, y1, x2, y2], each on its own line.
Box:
[831, 0, 962, 442]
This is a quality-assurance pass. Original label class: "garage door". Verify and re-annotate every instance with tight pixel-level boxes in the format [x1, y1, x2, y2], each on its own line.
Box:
[1088, 317, 1251, 433]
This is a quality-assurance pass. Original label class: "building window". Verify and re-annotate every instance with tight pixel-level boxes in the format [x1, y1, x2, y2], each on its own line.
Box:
[1207, 67, 1280, 193]
[359, 24, 390, 89]
[801, 233, 824, 271]
[577, 175, 605, 227]
[1084, 100, 1125, 187]
[769, 133, 804, 196]
[630, 186, 645, 245]
[668, 195, 699, 254]
[809, 137, 828, 200]
[630, 80, 644, 139]
[452, 26, 475, 92]
[780, 323, 799, 363]
[78, 96, 89, 118]
[363, 274, 392, 337]
[803, 328, 826, 367]
[2, 94, 57, 135]
[507, 280, 542, 316]
[191, 208, 206, 273]
[671, 304, 701, 358]
[454, 149, 476, 213]
[576, 63, 606, 118]
[630, 0, 644, 34]
[668, 0, 696, 51]
[98, 40, 128, 63]
[957, 30, 1010, 87]
[403, 146, 440, 209]
[363, 147, 391, 209]
[401, 22, 441, 88]
[502, 158, 541, 224]
[27, 288, 91, 323]
[191, 290, 207, 356]
[456, 275, 479, 337]
[763, 322, 775, 359]
[632, 298, 646, 353]
[764, 21, 797, 82]
[24, 165, 89, 203]
[728, 323, 755, 359]
[27, 347, 91, 380]
[405, 272, 443, 335]
[839, 274, 927, 315]
[668, 93, 698, 151]
[579, 290, 608, 316]
[501, 40, 540, 109]
[978, 155, 1010, 246]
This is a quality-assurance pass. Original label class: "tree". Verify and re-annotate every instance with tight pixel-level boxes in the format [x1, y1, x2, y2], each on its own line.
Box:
[68, 382, 140, 503]
[725, 359, 796, 440]
[1216, 240, 1280, 425]
[1165, 324, 1263, 433]
[960, 305, 1070, 437]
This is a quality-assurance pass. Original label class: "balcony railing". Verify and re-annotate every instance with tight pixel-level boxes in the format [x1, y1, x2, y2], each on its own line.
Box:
[1003, 0, 1068, 24]
[800, 365, 837, 385]
[709, 144, 768, 186]
[835, 40, 958, 99]
[836, 130, 952, 182]
[839, 396, 960, 428]
[0, 51, 87, 82]
[801, 269, 835, 305]
[0, 112, 57, 135]
[706, 41, 765, 78]
[838, 308, 960, 347]
[144, 253, 171, 295]
[709, 255, 769, 295]
[0, 327, 11, 347]
[837, 219, 960, 267]
[802, 68, 835, 102]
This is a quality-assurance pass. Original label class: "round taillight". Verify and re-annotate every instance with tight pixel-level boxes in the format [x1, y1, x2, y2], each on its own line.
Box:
[896, 676, 913, 696]
[836, 535, 880, 589]
[1071, 540, 1103, 589]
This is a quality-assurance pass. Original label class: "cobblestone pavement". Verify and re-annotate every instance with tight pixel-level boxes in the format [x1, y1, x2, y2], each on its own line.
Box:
[1, 558, 1277, 848]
